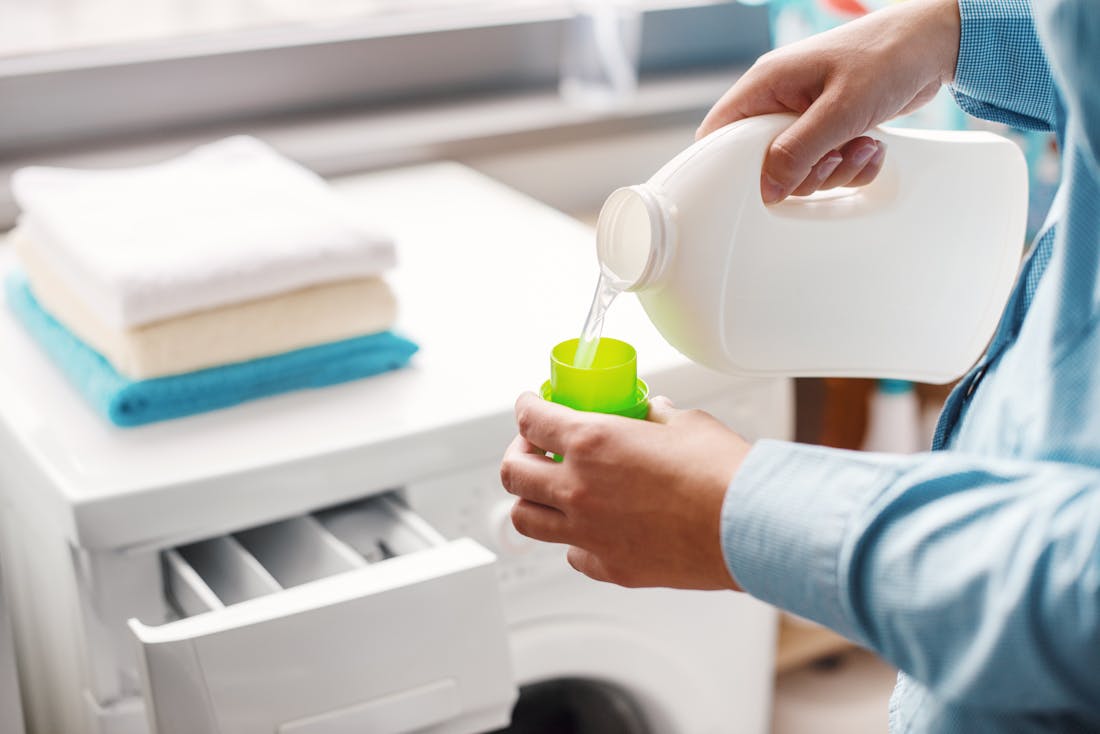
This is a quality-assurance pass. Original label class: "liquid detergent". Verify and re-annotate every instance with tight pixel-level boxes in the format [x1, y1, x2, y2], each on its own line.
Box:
[573, 273, 622, 369]
[542, 274, 645, 425]
[592, 112, 1028, 384]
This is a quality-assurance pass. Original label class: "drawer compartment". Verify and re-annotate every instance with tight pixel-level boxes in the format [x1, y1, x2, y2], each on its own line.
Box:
[129, 496, 516, 734]
[174, 535, 281, 607]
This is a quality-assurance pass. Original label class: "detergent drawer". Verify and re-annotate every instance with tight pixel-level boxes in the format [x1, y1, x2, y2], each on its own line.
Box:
[127, 495, 516, 734]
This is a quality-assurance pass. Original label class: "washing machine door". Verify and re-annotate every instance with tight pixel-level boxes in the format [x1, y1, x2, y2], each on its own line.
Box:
[488, 678, 650, 734]
[502, 616, 744, 734]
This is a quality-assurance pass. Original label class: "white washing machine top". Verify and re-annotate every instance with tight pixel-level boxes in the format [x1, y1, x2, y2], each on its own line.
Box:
[0, 162, 762, 551]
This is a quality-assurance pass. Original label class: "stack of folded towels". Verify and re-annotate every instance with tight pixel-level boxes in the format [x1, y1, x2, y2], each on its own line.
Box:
[5, 136, 418, 427]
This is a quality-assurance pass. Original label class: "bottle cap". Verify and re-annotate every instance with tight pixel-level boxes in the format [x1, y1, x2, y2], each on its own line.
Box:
[542, 337, 649, 419]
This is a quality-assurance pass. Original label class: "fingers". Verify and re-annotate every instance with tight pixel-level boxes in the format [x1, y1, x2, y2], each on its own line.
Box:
[646, 395, 678, 424]
[514, 392, 582, 456]
[699, 75, 881, 202]
[696, 69, 785, 140]
[509, 433, 551, 458]
[762, 93, 869, 203]
[568, 547, 641, 587]
[780, 137, 888, 200]
[500, 431, 573, 544]
[845, 140, 887, 187]
[567, 546, 613, 583]
[501, 434, 560, 507]
[820, 137, 884, 190]
[511, 499, 571, 544]
[789, 151, 844, 197]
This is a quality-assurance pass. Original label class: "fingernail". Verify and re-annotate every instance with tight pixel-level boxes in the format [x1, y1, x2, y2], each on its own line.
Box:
[817, 154, 843, 181]
[761, 174, 785, 204]
[850, 142, 877, 167]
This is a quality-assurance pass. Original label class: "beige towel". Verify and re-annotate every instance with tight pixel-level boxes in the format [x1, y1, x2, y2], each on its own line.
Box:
[16, 236, 398, 380]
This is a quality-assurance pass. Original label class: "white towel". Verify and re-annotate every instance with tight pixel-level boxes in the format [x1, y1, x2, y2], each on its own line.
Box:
[12, 136, 396, 329]
[15, 233, 398, 380]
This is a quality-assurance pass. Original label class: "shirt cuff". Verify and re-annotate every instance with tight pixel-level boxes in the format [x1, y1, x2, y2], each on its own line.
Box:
[721, 439, 898, 645]
[950, 0, 1056, 131]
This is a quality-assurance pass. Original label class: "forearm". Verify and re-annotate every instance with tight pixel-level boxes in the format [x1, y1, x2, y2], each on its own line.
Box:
[723, 440, 1100, 712]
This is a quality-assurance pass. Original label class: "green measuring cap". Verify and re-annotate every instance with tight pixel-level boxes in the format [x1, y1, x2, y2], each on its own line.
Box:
[542, 337, 649, 419]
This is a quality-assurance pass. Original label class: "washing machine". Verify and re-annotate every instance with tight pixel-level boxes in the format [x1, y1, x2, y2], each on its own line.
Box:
[0, 163, 791, 734]
[0, 551, 25, 734]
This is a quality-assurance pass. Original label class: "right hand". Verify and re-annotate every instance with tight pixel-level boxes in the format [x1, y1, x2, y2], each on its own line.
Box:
[501, 393, 749, 591]
[697, 0, 961, 204]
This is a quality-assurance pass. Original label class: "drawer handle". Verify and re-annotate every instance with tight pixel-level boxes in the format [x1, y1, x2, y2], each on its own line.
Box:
[277, 679, 460, 734]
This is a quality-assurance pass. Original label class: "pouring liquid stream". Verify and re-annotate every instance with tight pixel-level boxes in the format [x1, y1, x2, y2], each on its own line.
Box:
[573, 273, 623, 368]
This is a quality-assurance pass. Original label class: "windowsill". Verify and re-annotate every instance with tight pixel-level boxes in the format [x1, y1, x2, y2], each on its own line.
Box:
[0, 0, 730, 69]
[0, 2, 768, 159]
[0, 65, 744, 229]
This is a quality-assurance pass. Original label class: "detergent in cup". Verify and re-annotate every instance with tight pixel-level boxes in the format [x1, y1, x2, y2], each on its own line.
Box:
[540, 336, 649, 459]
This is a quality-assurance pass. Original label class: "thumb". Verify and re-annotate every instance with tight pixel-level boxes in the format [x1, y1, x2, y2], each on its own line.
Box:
[762, 94, 869, 203]
[567, 547, 607, 581]
[646, 395, 679, 424]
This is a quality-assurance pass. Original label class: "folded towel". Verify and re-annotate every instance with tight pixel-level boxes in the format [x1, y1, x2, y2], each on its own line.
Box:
[12, 136, 396, 329]
[5, 273, 418, 427]
[16, 233, 399, 379]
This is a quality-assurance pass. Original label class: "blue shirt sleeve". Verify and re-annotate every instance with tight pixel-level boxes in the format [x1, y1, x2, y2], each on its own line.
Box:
[1033, 0, 1100, 168]
[949, 0, 1058, 131]
[722, 439, 1100, 713]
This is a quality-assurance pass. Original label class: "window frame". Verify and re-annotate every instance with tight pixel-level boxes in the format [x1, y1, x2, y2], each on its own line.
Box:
[0, 1, 769, 157]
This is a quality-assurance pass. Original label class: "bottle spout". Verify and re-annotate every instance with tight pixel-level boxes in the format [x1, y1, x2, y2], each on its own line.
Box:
[595, 185, 674, 291]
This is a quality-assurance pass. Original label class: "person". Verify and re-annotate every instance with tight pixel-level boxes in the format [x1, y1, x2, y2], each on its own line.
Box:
[499, 0, 1100, 730]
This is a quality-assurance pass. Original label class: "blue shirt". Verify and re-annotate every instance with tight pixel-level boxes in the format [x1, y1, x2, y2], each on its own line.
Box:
[721, 1, 1100, 731]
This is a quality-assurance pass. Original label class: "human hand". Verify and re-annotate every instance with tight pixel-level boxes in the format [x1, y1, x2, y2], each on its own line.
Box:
[499, 392, 751, 590]
[697, 0, 961, 203]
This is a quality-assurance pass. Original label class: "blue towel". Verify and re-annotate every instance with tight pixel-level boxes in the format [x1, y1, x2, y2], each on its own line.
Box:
[5, 273, 418, 427]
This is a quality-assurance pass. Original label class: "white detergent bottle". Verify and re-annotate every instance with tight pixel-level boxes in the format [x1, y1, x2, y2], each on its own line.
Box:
[595, 113, 1028, 383]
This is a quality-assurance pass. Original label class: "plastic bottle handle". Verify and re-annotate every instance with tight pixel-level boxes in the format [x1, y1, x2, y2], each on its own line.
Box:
[739, 113, 1014, 221]
[596, 112, 1022, 291]
[739, 113, 904, 219]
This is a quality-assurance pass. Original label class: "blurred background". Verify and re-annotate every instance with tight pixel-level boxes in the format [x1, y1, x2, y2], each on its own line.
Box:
[0, 0, 771, 227]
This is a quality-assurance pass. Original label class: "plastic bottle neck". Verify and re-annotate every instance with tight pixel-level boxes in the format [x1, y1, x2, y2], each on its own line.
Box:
[595, 184, 674, 291]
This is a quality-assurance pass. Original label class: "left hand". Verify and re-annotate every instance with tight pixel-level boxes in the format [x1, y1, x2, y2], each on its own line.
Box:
[499, 392, 751, 590]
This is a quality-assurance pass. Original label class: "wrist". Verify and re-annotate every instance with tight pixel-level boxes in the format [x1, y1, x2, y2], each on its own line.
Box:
[879, 0, 961, 87]
[921, 0, 963, 84]
[714, 439, 753, 592]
